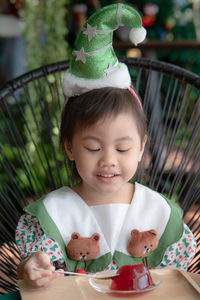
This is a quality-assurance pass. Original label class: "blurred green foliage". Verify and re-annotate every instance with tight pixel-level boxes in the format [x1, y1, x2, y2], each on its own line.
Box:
[21, 0, 70, 70]
[0, 0, 71, 200]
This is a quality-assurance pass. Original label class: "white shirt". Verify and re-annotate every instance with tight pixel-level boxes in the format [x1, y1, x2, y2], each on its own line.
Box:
[90, 204, 130, 255]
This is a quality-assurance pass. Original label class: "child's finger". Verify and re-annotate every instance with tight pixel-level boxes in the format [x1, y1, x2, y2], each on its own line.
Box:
[31, 271, 63, 288]
[24, 266, 52, 282]
[35, 252, 54, 270]
[52, 270, 64, 279]
[23, 252, 54, 282]
[22, 252, 64, 287]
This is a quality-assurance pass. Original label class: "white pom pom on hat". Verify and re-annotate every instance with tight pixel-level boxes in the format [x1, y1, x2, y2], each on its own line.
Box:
[129, 27, 147, 46]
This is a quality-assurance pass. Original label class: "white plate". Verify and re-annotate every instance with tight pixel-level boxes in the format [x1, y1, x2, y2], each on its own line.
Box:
[89, 270, 162, 295]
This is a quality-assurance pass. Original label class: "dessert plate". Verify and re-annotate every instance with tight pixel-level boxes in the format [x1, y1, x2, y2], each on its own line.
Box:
[89, 270, 162, 294]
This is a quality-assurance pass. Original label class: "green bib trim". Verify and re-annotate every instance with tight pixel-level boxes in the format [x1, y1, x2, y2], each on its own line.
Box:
[25, 198, 112, 272]
[113, 197, 184, 268]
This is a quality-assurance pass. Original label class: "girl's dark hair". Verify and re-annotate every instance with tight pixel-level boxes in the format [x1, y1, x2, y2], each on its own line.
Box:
[60, 87, 147, 182]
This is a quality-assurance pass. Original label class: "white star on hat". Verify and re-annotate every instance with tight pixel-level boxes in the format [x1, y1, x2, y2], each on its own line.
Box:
[83, 24, 97, 41]
[73, 47, 88, 63]
[104, 63, 118, 76]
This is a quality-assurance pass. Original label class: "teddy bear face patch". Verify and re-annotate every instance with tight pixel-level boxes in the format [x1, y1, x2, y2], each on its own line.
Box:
[128, 229, 159, 258]
[66, 232, 101, 261]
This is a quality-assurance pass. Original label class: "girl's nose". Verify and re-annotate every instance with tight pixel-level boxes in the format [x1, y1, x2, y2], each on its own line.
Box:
[98, 150, 116, 168]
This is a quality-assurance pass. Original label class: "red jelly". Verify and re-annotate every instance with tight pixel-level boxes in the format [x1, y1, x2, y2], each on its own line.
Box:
[77, 269, 86, 274]
[110, 264, 154, 291]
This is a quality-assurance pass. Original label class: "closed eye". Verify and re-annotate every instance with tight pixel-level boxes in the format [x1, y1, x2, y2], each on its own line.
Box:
[85, 147, 100, 152]
[117, 149, 129, 153]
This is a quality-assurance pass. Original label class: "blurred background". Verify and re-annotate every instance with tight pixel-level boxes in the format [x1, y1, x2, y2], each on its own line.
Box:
[0, 0, 200, 87]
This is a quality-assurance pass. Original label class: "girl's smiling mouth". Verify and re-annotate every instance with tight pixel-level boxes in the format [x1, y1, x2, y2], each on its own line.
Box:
[96, 173, 119, 182]
[98, 174, 116, 177]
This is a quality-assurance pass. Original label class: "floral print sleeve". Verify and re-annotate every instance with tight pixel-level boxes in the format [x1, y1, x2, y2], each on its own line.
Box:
[159, 223, 197, 270]
[15, 213, 66, 268]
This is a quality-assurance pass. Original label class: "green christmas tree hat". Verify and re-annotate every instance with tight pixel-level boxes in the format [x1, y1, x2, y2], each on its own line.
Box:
[63, 3, 146, 97]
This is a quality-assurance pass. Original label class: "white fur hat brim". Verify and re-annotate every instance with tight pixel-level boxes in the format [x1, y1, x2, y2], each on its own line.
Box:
[62, 63, 131, 97]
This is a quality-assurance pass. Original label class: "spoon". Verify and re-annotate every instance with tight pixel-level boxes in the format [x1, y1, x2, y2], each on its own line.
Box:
[33, 267, 119, 279]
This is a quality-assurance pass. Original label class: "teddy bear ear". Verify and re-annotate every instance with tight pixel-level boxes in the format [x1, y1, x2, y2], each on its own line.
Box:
[149, 229, 158, 236]
[91, 233, 101, 241]
[71, 232, 80, 240]
[131, 229, 140, 237]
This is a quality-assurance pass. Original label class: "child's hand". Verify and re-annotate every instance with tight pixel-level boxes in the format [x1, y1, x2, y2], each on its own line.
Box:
[17, 252, 64, 287]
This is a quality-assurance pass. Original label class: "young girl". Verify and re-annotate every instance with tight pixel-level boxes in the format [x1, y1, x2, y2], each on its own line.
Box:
[16, 3, 196, 288]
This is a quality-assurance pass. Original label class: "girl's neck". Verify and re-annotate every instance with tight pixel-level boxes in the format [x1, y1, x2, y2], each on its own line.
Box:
[72, 182, 135, 206]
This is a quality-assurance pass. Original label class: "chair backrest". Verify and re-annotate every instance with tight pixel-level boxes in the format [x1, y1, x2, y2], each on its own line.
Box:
[0, 58, 199, 293]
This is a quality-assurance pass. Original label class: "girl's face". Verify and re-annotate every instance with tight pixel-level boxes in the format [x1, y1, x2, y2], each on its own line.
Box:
[65, 112, 146, 200]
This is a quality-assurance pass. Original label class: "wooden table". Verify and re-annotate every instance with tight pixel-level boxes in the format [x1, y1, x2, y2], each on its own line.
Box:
[189, 272, 200, 285]
[18, 269, 200, 300]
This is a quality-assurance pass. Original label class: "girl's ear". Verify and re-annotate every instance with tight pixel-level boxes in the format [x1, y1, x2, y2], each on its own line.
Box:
[138, 135, 147, 162]
[64, 142, 75, 161]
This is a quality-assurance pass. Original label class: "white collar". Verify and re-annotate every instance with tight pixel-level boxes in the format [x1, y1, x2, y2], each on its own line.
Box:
[43, 183, 171, 256]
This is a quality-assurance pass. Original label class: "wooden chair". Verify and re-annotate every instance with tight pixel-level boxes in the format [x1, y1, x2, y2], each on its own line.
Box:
[0, 58, 199, 294]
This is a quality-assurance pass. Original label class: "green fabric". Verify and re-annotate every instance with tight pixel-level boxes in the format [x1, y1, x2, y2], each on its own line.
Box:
[70, 41, 118, 79]
[74, 32, 112, 53]
[0, 291, 21, 300]
[87, 4, 142, 30]
[25, 198, 112, 272]
[121, 5, 142, 27]
[70, 3, 142, 79]
[68, 252, 112, 273]
[113, 197, 184, 268]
